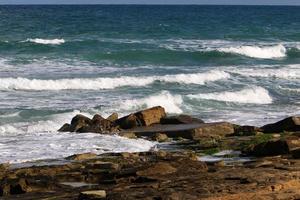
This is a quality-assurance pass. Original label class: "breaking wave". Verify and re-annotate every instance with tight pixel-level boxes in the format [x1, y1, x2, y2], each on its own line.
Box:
[120, 91, 183, 114]
[218, 44, 286, 59]
[25, 38, 65, 45]
[0, 70, 229, 91]
[187, 86, 273, 104]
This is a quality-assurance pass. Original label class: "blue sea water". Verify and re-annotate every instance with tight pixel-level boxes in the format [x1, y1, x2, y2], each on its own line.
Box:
[0, 5, 299, 163]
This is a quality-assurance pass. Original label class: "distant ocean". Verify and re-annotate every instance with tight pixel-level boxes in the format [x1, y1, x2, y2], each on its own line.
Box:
[0, 5, 299, 163]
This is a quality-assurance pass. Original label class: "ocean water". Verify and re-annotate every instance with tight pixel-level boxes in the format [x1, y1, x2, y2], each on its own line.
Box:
[0, 5, 299, 163]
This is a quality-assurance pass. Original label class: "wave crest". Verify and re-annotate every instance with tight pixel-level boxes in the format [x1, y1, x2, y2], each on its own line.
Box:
[25, 38, 65, 45]
[120, 91, 183, 114]
[0, 70, 229, 91]
[218, 44, 286, 59]
[187, 86, 273, 104]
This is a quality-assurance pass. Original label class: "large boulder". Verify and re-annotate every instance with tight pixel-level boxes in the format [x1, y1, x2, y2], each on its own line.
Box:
[58, 114, 118, 133]
[233, 125, 262, 136]
[246, 136, 300, 157]
[116, 106, 166, 129]
[160, 114, 204, 125]
[261, 116, 300, 133]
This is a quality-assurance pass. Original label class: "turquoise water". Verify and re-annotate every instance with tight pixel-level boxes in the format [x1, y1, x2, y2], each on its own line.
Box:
[0, 5, 299, 163]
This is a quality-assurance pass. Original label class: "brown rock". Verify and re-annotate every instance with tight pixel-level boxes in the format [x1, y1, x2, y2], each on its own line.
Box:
[160, 115, 204, 125]
[262, 116, 300, 133]
[137, 162, 177, 177]
[107, 113, 118, 122]
[188, 122, 234, 140]
[116, 106, 166, 129]
[79, 190, 106, 200]
[66, 153, 97, 161]
[70, 114, 93, 132]
[152, 133, 169, 142]
[119, 132, 137, 139]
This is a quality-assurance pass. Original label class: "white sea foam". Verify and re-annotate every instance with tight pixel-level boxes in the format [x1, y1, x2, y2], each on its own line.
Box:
[187, 86, 273, 104]
[0, 70, 229, 91]
[232, 65, 300, 79]
[25, 38, 65, 45]
[0, 132, 156, 163]
[120, 91, 183, 114]
[218, 44, 286, 59]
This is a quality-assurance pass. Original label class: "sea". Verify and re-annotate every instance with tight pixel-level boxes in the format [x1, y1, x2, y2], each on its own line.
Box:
[0, 5, 299, 163]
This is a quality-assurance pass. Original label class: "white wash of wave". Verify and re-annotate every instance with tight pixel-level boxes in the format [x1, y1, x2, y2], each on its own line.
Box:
[187, 86, 273, 104]
[218, 44, 287, 59]
[0, 133, 156, 164]
[120, 91, 183, 114]
[232, 65, 300, 79]
[0, 70, 229, 91]
[25, 38, 65, 45]
[0, 110, 91, 135]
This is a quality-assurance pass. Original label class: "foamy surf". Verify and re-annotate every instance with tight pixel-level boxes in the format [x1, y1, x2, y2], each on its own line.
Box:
[0, 133, 156, 164]
[218, 44, 286, 59]
[25, 38, 65, 45]
[232, 65, 300, 79]
[120, 91, 183, 114]
[187, 86, 273, 104]
[0, 70, 229, 91]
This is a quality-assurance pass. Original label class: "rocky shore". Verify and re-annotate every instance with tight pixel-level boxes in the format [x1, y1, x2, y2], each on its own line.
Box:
[1, 106, 300, 199]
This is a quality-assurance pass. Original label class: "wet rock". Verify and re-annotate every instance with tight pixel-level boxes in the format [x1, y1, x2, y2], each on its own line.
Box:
[116, 114, 139, 129]
[291, 148, 300, 159]
[66, 153, 97, 161]
[0, 178, 32, 196]
[137, 162, 177, 177]
[119, 132, 137, 139]
[116, 106, 166, 129]
[160, 115, 204, 125]
[79, 190, 106, 200]
[107, 113, 118, 122]
[234, 125, 262, 136]
[246, 139, 289, 157]
[152, 133, 169, 142]
[262, 116, 300, 133]
[70, 114, 93, 132]
[58, 123, 71, 132]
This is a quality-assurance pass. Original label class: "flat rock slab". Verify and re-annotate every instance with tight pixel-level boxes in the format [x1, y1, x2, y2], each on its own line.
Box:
[124, 122, 234, 140]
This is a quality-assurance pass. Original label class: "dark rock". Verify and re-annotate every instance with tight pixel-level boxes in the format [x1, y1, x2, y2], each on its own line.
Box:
[115, 114, 139, 129]
[58, 123, 71, 132]
[262, 116, 300, 133]
[107, 113, 118, 122]
[291, 148, 300, 159]
[234, 125, 262, 136]
[70, 114, 92, 131]
[160, 115, 204, 125]
[246, 139, 289, 157]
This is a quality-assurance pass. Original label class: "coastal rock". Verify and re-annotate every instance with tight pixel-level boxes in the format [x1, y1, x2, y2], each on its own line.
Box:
[160, 115, 204, 125]
[0, 178, 31, 196]
[262, 116, 300, 133]
[115, 114, 139, 129]
[116, 106, 166, 129]
[152, 133, 169, 142]
[58, 123, 71, 132]
[119, 132, 137, 139]
[70, 114, 93, 132]
[246, 139, 289, 157]
[107, 113, 118, 122]
[79, 190, 106, 200]
[66, 153, 97, 161]
[291, 148, 300, 159]
[136, 162, 177, 177]
[234, 125, 262, 136]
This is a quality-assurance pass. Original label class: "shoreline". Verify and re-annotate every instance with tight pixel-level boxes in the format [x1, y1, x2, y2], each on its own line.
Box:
[1, 106, 300, 199]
